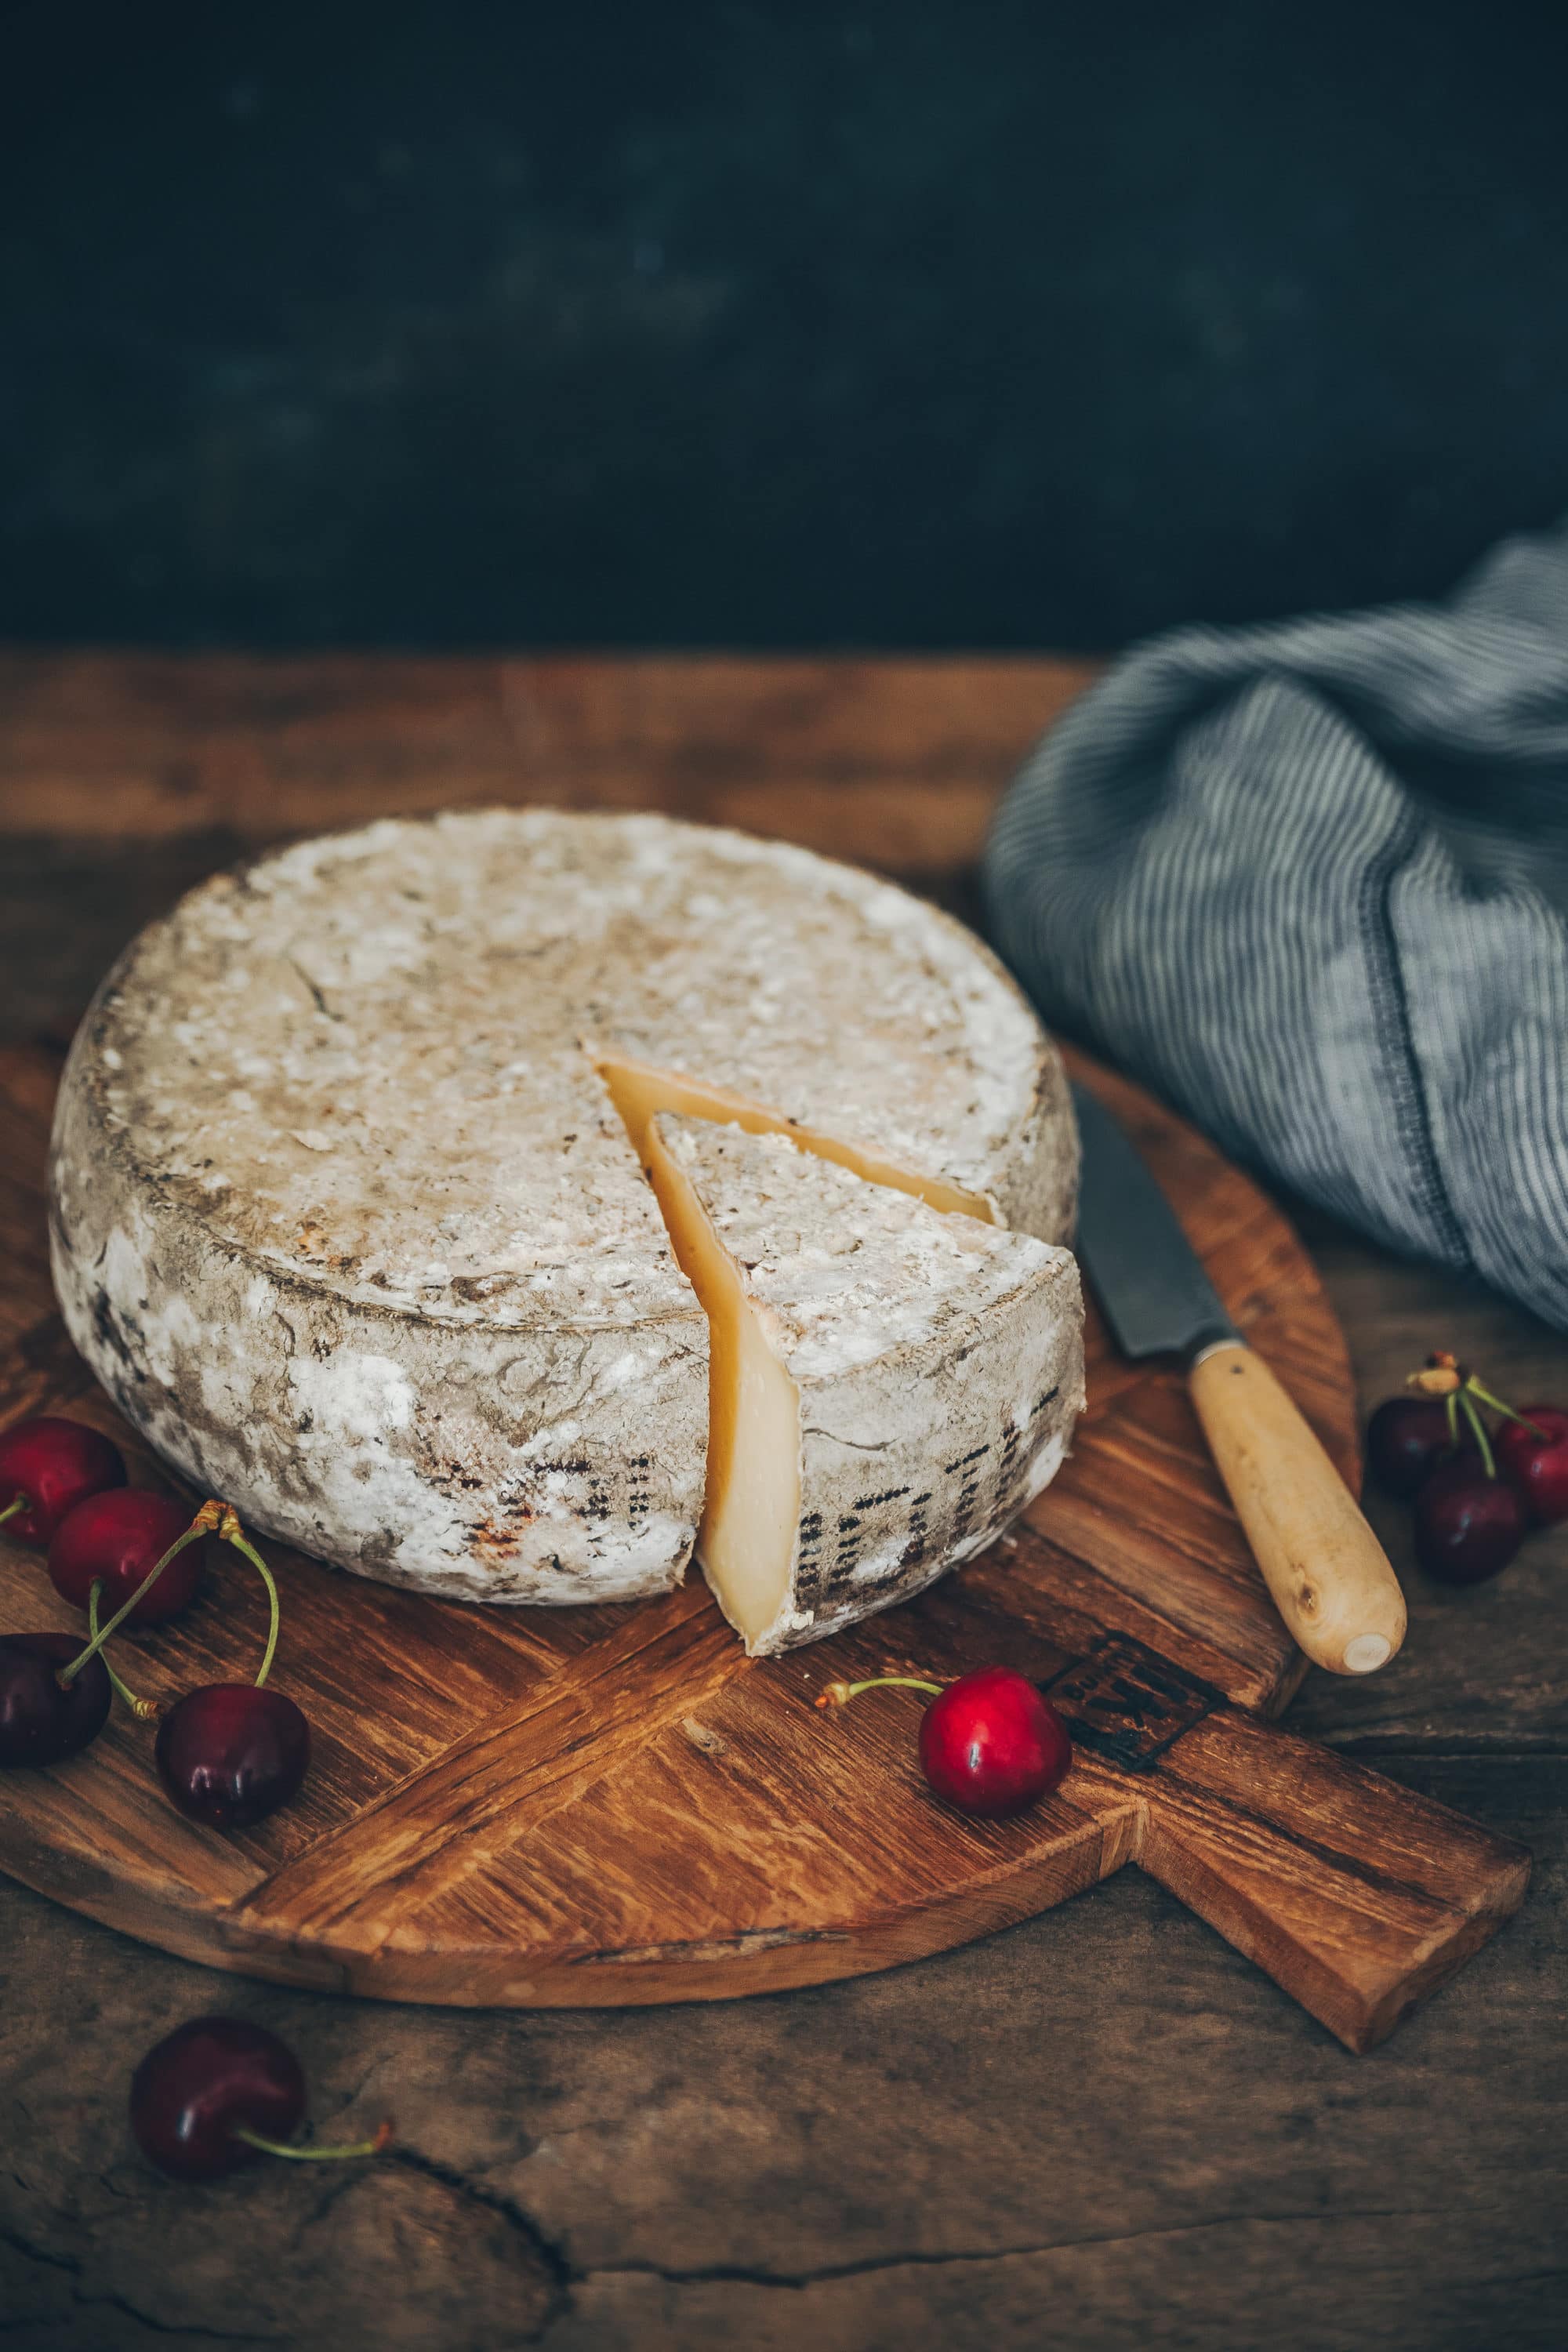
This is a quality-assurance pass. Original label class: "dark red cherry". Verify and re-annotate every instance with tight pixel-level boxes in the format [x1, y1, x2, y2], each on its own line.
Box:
[155, 1685, 310, 1828]
[0, 1417, 126, 1547]
[1494, 1404, 1568, 1526]
[130, 2016, 390, 2183]
[1365, 1397, 1473, 1499]
[0, 1632, 112, 1766]
[917, 1666, 1073, 1818]
[1413, 1461, 1526, 1585]
[130, 2017, 307, 2181]
[48, 1489, 205, 1625]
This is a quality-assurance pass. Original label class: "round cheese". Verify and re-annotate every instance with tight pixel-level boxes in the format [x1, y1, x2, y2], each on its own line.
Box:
[49, 809, 1077, 1606]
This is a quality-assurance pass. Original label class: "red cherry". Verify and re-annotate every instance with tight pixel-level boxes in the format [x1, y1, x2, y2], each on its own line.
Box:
[1365, 1396, 1474, 1499]
[1494, 1404, 1568, 1526]
[155, 1685, 310, 1828]
[918, 1667, 1073, 1818]
[0, 1632, 112, 1766]
[48, 1489, 205, 1625]
[1414, 1461, 1526, 1585]
[130, 2016, 390, 2183]
[131, 2017, 307, 2181]
[0, 1417, 126, 1547]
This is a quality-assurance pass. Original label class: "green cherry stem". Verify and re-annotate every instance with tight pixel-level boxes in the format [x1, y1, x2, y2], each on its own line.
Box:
[817, 1675, 944, 1709]
[1445, 1390, 1460, 1449]
[217, 1512, 280, 1688]
[88, 1583, 162, 1722]
[56, 1501, 223, 1689]
[0, 1495, 25, 1531]
[1458, 1390, 1497, 1481]
[233, 2121, 394, 2163]
[1463, 1378, 1547, 1439]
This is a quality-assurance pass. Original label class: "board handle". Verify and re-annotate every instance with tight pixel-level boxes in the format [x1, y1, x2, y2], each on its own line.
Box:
[1137, 1704, 1530, 2052]
[1189, 1340, 1406, 1677]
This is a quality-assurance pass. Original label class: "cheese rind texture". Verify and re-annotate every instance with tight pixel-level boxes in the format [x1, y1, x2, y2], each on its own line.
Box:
[654, 1116, 1086, 1654]
[49, 808, 1077, 1604]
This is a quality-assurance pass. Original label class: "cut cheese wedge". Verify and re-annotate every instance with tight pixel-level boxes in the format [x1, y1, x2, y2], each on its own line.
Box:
[49, 808, 1081, 1615]
[646, 1116, 1085, 1654]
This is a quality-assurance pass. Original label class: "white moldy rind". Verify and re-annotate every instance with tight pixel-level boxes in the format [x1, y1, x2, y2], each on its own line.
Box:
[49, 808, 1077, 1603]
[659, 1118, 1086, 1655]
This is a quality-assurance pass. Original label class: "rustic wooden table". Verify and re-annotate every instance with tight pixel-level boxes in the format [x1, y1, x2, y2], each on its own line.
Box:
[1, 654, 1563, 2352]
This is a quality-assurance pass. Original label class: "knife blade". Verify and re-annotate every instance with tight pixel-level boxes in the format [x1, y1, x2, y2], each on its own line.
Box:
[1070, 1084, 1242, 1361]
[1069, 1082, 1406, 1678]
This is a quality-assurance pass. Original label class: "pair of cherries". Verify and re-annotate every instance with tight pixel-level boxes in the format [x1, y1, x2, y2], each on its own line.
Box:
[0, 1415, 308, 1826]
[1366, 1355, 1568, 1585]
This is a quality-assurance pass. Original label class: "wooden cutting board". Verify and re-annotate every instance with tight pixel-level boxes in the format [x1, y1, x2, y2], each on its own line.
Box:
[0, 1039, 1528, 2050]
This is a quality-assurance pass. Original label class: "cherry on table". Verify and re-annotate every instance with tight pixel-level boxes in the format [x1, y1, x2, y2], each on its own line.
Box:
[0, 1417, 126, 1548]
[1414, 1461, 1526, 1586]
[155, 1684, 310, 1829]
[0, 1632, 112, 1766]
[1365, 1396, 1474, 1500]
[49, 1489, 205, 1625]
[1495, 1404, 1568, 1526]
[818, 1663, 1073, 1819]
[129, 2016, 390, 2184]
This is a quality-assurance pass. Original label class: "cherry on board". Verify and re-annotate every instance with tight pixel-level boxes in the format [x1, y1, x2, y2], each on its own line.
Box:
[155, 1684, 311, 1829]
[918, 1666, 1073, 1817]
[1364, 1396, 1473, 1500]
[0, 1632, 112, 1766]
[818, 1663, 1073, 1818]
[129, 2016, 390, 2183]
[1494, 1404, 1568, 1526]
[1413, 1461, 1526, 1586]
[48, 1489, 205, 1625]
[0, 1417, 126, 1548]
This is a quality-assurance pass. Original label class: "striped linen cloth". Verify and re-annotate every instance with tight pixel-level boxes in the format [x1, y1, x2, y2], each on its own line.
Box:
[984, 518, 1568, 1330]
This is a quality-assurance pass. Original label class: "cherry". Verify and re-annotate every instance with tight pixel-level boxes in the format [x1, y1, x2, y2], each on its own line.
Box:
[0, 1632, 112, 1766]
[155, 1684, 310, 1828]
[1414, 1459, 1526, 1585]
[919, 1667, 1073, 1817]
[49, 1489, 205, 1625]
[1494, 1404, 1568, 1526]
[820, 1664, 1073, 1818]
[130, 2016, 390, 2182]
[1365, 1396, 1474, 1499]
[0, 1417, 125, 1547]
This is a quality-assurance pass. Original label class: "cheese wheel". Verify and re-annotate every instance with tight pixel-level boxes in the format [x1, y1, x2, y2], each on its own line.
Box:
[648, 1116, 1085, 1654]
[49, 809, 1078, 1607]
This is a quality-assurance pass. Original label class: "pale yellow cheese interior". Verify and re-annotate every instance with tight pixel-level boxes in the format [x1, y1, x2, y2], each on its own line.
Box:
[596, 1052, 998, 1225]
[637, 1113, 802, 1646]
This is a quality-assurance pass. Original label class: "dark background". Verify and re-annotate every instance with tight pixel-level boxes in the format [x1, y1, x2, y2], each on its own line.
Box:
[4, 0, 1566, 653]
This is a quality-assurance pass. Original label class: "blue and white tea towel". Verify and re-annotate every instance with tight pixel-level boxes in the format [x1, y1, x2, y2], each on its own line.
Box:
[984, 519, 1568, 1330]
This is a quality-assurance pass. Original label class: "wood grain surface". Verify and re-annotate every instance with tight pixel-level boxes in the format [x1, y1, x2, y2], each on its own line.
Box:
[0, 1036, 1526, 2049]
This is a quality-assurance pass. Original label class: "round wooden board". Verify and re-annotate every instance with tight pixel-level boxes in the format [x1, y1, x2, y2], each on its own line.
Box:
[0, 1042, 1363, 2009]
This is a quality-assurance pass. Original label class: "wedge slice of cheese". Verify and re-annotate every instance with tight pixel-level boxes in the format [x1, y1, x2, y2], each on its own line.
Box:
[49, 808, 1081, 1616]
[644, 1116, 1085, 1654]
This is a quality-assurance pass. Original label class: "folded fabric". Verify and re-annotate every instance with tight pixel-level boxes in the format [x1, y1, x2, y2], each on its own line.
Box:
[984, 520, 1568, 1331]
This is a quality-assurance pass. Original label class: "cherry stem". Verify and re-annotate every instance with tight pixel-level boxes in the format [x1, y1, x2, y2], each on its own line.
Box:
[1463, 1378, 1547, 1441]
[232, 2120, 394, 2164]
[56, 1501, 223, 1689]
[216, 1513, 280, 1688]
[1458, 1390, 1497, 1481]
[88, 1584, 162, 1722]
[0, 1495, 24, 1531]
[818, 1675, 944, 1708]
[1445, 1390, 1459, 1450]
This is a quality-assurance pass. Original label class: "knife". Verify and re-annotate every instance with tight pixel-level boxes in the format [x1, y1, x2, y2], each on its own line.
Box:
[1069, 1083, 1406, 1677]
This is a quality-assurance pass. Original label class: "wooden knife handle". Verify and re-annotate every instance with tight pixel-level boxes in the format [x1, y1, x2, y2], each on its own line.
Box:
[1188, 1340, 1406, 1676]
